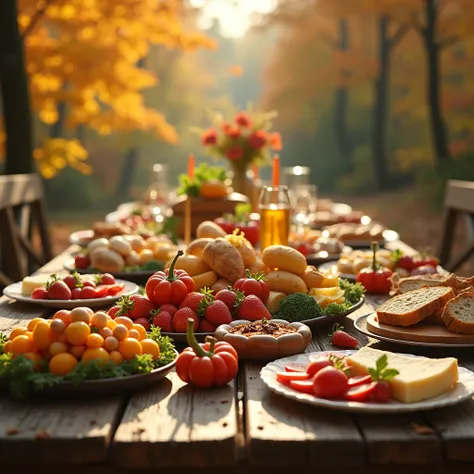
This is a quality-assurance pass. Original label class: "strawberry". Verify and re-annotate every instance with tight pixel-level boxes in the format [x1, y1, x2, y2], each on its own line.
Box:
[159, 303, 178, 316]
[237, 295, 272, 321]
[179, 292, 206, 312]
[32, 287, 48, 300]
[151, 310, 173, 332]
[108, 305, 123, 318]
[215, 289, 243, 313]
[70, 288, 82, 300]
[204, 300, 232, 325]
[46, 277, 72, 300]
[128, 294, 156, 320]
[200, 318, 217, 333]
[134, 317, 151, 331]
[330, 324, 358, 349]
[173, 307, 199, 333]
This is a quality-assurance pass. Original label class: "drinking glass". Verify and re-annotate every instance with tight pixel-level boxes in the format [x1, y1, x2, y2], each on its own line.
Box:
[292, 184, 318, 231]
[258, 185, 291, 250]
[282, 166, 311, 188]
[146, 164, 171, 222]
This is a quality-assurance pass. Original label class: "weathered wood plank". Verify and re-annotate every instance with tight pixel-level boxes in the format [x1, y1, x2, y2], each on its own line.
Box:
[0, 396, 124, 466]
[111, 370, 239, 468]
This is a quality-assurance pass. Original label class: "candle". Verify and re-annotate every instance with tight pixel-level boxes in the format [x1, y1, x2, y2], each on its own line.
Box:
[272, 155, 280, 187]
[187, 154, 195, 179]
[251, 163, 259, 181]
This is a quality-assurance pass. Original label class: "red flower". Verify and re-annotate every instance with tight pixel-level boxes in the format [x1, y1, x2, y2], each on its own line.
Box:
[226, 126, 241, 139]
[225, 146, 244, 161]
[201, 128, 218, 145]
[248, 130, 266, 149]
[235, 112, 252, 128]
[268, 132, 282, 151]
[221, 122, 232, 133]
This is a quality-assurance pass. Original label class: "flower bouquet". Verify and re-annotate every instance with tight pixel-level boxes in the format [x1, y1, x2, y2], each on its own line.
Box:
[194, 106, 282, 195]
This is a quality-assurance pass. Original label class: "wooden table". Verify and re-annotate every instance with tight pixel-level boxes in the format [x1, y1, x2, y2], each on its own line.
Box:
[1, 241, 474, 474]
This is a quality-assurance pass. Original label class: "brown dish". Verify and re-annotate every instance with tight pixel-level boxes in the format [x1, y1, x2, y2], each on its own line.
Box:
[215, 319, 312, 361]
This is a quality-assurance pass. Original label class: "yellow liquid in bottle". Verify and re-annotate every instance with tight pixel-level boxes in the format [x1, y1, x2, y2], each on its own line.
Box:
[260, 205, 290, 250]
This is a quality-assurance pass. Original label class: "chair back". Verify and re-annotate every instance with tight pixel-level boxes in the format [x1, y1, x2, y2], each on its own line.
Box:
[0, 173, 52, 286]
[438, 179, 474, 272]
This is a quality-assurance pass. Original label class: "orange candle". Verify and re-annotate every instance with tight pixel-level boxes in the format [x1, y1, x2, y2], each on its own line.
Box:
[187, 154, 195, 179]
[251, 163, 259, 181]
[272, 155, 280, 186]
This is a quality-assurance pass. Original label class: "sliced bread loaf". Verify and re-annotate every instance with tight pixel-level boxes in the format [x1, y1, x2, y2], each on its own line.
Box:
[442, 292, 474, 334]
[376, 286, 455, 327]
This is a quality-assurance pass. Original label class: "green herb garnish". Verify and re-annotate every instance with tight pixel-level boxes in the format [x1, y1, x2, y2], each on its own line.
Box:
[368, 355, 400, 382]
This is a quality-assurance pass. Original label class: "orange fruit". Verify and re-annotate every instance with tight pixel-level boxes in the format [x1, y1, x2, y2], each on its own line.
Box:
[49, 341, 68, 356]
[106, 319, 118, 330]
[99, 327, 113, 339]
[3, 341, 12, 354]
[128, 329, 141, 340]
[115, 316, 134, 330]
[65, 321, 90, 346]
[81, 348, 110, 365]
[70, 307, 92, 325]
[49, 353, 78, 376]
[132, 324, 147, 340]
[199, 180, 229, 199]
[119, 338, 142, 360]
[56, 332, 68, 344]
[86, 333, 104, 349]
[90, 311, 108, 329]
[52, 309, 71, 326]
[140, 339, 160, 360]
[113, 324, 128, 341]
[32, 320, 53, 350]
[103, 336, 119, 352]
[10, 327, 28, 340]
[50, 319, 66, 335]
[109, 350, 123, 365]
[11, 335, 35, 355]
[24, 351, 42, 370]
[27, 318, 44, 331]
[69, 345, 86, 358]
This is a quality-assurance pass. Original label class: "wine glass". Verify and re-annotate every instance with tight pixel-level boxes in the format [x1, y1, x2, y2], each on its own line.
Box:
[292, 184, 318, 232]
[146, 164, 171, 222]
[258, 185, 291, 250]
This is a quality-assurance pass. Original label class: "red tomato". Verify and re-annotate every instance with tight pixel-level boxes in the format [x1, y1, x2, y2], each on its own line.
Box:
[284, 363, 308, 373]
[80, 286, 98, 299]
[347, 375, 372, 388]
[276, 372, 311, 384]
[74, 254, 90, 269]
[94, 285, 109, 298]
[106, 283, 125, 296]
[233, 272, 270, 304]
[306, 357, 333, 377]
[344, 382, 377, 402]
[99, 273, 116, 285]
[32, 287, 48, 299]
[312, 367, 348, 399]
[395, 255, 415, 271]
[214, 218, 235, 235]
[82, 280, 96, 288]
[289, 379, 314, 394]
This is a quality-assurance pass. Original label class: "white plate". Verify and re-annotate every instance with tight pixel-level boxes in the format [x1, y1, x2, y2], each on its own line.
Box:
[260, 350, 474, 413]
[69, 229, 95, 247]
[353, 314, 474, 348]
[3, 279, 138, 309]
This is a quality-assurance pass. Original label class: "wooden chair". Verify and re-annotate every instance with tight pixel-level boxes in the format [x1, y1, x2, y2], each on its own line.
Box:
[0, 173, 52, 286]
[438, 179, 474, 273]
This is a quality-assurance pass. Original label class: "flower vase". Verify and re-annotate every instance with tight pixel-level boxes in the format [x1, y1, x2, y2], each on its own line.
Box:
[230, 161, 249, 197]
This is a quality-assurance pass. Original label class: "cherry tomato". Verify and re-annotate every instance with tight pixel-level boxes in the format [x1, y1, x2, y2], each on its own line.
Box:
[289, 379, 314, 394]
[306, 357, 333, 377]
[94, 286, 109, 298]
[276, 372, 311, 384]
[347, 375, 372, 388]
[395, 255, 415, 271]
[32, 287, 48, 299]
[284, 363, 308, 373]
[344, 382, 377, 402]
[80, 286, 98, 299]
[233, 272, 269, 304]
[312, 367, 348, 399]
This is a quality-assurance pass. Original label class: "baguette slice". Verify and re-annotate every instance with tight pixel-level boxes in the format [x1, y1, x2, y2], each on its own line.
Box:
[376, 286, 455, 327]
[441, 292, 474, 335]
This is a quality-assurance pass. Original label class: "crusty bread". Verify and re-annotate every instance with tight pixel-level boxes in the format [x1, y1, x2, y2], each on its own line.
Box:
[376, 286, 456, 327]
[441, 292, 474, 334]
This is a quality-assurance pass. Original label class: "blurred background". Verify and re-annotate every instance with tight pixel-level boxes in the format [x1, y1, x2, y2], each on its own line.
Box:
[1, 0, 474, 253]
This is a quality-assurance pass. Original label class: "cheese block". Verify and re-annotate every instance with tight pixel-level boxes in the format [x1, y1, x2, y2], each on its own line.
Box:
[266, 291, 287, 313]
[346, 347, 459, 403]
[21, 275, 51, 295]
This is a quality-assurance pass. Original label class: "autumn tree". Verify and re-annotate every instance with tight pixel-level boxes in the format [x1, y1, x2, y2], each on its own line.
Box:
[1, 0, 214, 178]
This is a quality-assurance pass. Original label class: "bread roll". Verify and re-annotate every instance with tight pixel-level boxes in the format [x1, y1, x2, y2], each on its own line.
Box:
[248, 258, 267, 275]
[123, 235, 146, 253]
[186, 238, 214, 258]
[87, 238, 109, 254]
[109, 236, 132, 257]
[302, 266, 325, 289]
[202, 238, 244, 282]
[124, 250, 141, 267]
[262, 245, 307, 274]
[196, 221, 227, 239]
[193, 271, 218, 291]
[211, 278, 232, 293]
[169, 254, 211, 276]
[266, 270, 307, 294]
[90, 248, 124, 273]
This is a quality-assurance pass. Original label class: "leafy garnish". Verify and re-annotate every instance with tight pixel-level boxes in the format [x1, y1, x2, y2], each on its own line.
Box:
[328, 354, 350, 376]
[177, 163, 227, 197]
[367, 355, 400, 382]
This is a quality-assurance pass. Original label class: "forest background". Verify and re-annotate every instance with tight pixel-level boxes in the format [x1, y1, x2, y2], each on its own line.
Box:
[1, 0, 474, 253]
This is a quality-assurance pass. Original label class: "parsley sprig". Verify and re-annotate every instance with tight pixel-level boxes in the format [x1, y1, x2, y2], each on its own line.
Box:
[368, 355, 400, 382]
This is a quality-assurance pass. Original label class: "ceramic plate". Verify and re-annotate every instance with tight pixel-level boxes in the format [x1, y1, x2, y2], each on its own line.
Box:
[339, 229, 400, 248]
[64, 258, 162, 282]
[306, 246, 353, 266]
[3, 279, 138, 309]
[69, 229, 95, 247]
[261, 350, 474, 413]
[354, 314, 474, 348]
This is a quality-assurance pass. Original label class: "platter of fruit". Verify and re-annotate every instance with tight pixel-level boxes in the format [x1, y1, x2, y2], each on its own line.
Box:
[65, 234, 180, 280]
[0, 307, 177, 398]
[3, 272, 138, 309]
[260, 347, 474, 413]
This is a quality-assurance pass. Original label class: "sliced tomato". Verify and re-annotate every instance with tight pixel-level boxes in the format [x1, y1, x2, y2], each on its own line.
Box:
[344, 382, 376, 402]
[289, 379, 314, 394]
[284, 363, 308, 373]
[106, 283, 125, 296]
[347, 375, 372, 388]
[276, 372, 311, 384]
[94, 285, 109, 298]
[306, 357, 333, 377]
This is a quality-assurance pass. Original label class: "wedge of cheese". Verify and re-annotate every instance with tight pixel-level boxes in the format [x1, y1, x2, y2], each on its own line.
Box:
[346, 347, 459, 403]
[267, 291, 286, 313]
[21, 275, 51, 296]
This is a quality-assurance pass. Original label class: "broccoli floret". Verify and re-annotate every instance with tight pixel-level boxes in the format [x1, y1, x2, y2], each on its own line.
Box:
[273, 293, 323, 322]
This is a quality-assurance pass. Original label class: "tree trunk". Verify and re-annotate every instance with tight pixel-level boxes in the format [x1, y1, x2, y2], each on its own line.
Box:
[50, 101, 67, 138]
[372, 17, 391, 189]
[334, 19, 353, 172]
[0, 0, 34, 174]
[424, 0, 450, 165]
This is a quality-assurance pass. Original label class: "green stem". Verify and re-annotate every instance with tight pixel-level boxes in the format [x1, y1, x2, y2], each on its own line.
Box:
[371, 241, 379, 271]
[186, 318, 213, 357]
[167, 250, 183, 281]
